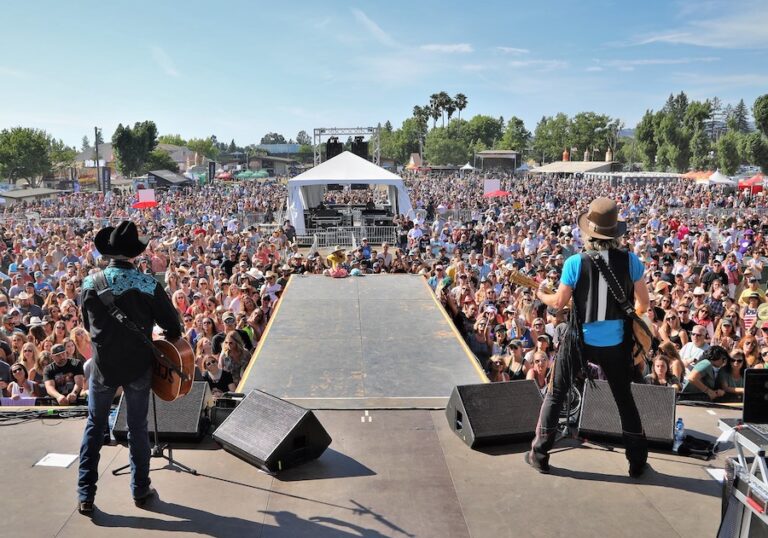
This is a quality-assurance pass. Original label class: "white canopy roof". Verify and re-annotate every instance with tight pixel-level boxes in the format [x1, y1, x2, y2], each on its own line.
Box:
[708, 169, 736, 185]
[460, 162, 475, 170]
[286, 151, 413, 234]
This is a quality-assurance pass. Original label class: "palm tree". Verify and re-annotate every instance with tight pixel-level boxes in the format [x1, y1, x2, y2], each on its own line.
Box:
[437, 92, 452, 127]
[444, 99, 457, 125]
[428, 94, 441, 128]
[454, 93, 467, 122]
[429, 104, 440, 129]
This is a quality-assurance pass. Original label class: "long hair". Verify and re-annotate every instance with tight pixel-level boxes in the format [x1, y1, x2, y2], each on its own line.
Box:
[584, 236, 622, 251]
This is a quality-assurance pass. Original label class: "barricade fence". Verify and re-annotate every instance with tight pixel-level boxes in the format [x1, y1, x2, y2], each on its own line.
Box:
[294, 226, 397, 249]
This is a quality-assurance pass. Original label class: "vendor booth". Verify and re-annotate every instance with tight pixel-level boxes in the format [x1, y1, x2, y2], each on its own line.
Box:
[286, 151, 413, 234]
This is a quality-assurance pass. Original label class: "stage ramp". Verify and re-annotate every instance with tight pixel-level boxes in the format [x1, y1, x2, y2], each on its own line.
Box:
[238, 275, 486, 409]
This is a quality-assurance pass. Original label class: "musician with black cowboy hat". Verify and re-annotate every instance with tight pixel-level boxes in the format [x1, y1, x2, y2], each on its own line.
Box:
[76, 221, 181, 516]
[525, 197, 651, 478]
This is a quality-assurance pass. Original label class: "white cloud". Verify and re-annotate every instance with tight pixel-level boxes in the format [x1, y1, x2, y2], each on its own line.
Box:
[351, 8, 399, 48]
[635, 1, 768, 48]
[586, 66, 604, 72]
[420, 43, 473, 53]
[0, 66, 28, 79]
[151, 46, 180, 77]
[508, 59, 567, 72]
[496, 47, 529, 55]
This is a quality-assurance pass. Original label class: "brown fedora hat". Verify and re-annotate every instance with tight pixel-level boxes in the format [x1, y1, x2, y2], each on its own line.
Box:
[577, 197, 627, 240]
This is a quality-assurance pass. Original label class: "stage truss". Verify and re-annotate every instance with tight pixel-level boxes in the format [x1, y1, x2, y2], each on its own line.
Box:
[313, 126, 381, 166]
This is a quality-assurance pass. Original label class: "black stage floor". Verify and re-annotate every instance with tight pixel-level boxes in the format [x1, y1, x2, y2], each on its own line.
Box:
[0, 405, 733, 537]
[239, 275, 487, 409]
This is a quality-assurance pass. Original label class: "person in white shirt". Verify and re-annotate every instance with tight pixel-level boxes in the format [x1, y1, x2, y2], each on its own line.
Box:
[679, 326, 710, 371]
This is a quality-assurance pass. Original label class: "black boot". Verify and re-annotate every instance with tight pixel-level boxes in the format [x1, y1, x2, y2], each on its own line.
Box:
[527, 426, 557, 473]
[623, 431, 648, 478]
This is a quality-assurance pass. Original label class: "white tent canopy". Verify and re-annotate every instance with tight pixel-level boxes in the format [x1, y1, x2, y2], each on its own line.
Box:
[286, 151, 414, 234]
[460, 162, 475, 170]
[708, 169, 736, 186]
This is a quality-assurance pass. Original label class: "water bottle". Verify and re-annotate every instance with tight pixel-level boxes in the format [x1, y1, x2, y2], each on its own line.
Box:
[673, 418, 685, 452]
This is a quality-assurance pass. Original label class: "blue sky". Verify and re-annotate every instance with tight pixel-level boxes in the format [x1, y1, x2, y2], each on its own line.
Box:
[1, 0, 766, 147]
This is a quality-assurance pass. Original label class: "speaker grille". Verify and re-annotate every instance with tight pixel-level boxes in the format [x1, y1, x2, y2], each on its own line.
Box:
[447, 380, 542, 447]
[578, 381, 676, 445]
[113, 382, 211, 441]
[214, 391, 305, 462]
[213, 389, 332, 472]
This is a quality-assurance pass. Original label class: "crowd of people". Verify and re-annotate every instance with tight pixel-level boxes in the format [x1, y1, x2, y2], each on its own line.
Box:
[1, 169, 767, 404]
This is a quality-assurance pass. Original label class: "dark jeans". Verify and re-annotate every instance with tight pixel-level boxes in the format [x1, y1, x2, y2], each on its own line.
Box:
[77, 369, 152, 502]
[530, 341, 647, 468]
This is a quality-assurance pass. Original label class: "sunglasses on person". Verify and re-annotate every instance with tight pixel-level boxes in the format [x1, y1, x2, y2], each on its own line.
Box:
[692, 332, 706, 337]
[731, 358, 744, 363]
[11, 368, 23, 374]
[534, 359, 547, 365]
[204, 360, 217, 367]
[203, 320, 213, 325]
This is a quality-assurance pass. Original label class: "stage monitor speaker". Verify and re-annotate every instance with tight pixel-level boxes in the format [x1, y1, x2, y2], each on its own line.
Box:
[578, 381, 676, 447]
[113, 381, 212, 442]
[213, 389, 332, 473]
[325, 137, 343, 160]
[445, 380, 543, 448]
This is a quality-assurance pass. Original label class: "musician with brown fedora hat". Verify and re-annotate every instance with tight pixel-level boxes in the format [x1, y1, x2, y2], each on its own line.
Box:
[526, 197, 650, 478]
[77, 221, 182, 516]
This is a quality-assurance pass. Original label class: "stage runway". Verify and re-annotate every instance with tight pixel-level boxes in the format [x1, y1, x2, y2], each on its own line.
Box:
[0, 404, 734, 537]
[238, 274, 487, 409]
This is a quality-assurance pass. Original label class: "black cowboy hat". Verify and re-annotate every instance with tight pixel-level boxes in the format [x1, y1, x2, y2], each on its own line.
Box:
[94, 221, 149, 258]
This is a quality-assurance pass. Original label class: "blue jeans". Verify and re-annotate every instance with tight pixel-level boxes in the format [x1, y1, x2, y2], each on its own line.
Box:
[77, 369, 152, 502]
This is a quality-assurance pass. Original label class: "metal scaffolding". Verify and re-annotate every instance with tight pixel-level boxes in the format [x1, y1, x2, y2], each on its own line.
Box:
[313, 126, 381, 166]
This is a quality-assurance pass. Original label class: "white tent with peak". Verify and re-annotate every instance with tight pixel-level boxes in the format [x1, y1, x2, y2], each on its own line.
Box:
[286, 151, 414, 234]
[460, 162, 475, 170]
[708, 169, 736, 186]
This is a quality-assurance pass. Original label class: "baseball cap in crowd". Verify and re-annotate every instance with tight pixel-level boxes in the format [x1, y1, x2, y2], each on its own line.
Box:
[693, 287, 706, 296]
[721, 317, 733, 326]
[34, 271, 43, 278]
[51, 343, 66, 355]
[509, 339, 523, 349]
[222, 312, 236, 323]
[494, 324, 506, 333]
[485, 305, 497, 313]
[654, 281, 671, 293]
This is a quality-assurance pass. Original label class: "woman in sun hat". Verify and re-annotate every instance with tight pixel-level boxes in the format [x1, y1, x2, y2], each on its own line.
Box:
[324, 246, 348, 278]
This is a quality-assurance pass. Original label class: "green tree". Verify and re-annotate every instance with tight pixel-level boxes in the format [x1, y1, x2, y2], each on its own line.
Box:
[498, 116, 531, 153]
[424, 127, 470, 165]
[533, 113, 570, 163]
[634, 110, 659, 169]
[296, 130, 311, 145]
[731, 99, 751, 133]
[463, 115, 504, 149]
[227, 139, 237, 153]
[81, 135, 90, 152]
[49, 138, 76, 170]
[140, 148, 180, 174]
[111, 120, 158, 178]
[754, 94, 768, 137]
[187, 137, 220, 161]
[655, 112, 690, 172]
[454, 93, 468, 122]
[437, 91, 452, 127]
[260, 132, 287, 144]
[569, 112, 617, 160]
[0, 127, 53, 187]
[689, 125, 713, 170]
[716, 130, 741, 175]
[741, 132, 768, 173]
[158, 134, 186, 146]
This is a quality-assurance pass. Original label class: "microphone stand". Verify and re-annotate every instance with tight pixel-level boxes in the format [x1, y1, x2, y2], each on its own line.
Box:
[112, 392, 197, 477]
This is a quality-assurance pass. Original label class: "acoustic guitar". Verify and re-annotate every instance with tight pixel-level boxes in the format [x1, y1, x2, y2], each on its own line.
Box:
[151, 336, 195, 401]
[506, 268, 653, 366]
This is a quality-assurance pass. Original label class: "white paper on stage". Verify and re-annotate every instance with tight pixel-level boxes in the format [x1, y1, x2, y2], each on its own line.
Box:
[483, 179, 500, 195]
[35, 453, 78, 468]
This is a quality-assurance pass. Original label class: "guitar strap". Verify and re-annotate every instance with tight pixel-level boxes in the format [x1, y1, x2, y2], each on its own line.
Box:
[586, 251, 658, 352]
[91, 271, 189, 382]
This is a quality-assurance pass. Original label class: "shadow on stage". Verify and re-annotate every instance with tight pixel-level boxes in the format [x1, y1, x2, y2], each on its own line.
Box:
[91, 501, 406, 537]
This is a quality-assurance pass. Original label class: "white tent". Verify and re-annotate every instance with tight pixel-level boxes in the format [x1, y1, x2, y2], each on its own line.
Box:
[460, 162, 475, 170]
[708, 169, 737, 186]
[516, 163, 530, 172]
[286, 151, 414, 234]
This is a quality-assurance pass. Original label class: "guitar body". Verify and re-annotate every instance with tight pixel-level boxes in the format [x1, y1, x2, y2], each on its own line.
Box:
[152, 337, 195, 401]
